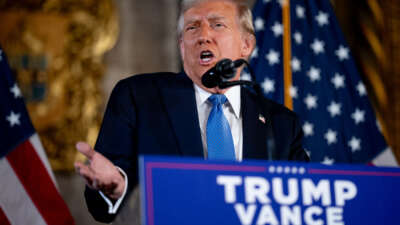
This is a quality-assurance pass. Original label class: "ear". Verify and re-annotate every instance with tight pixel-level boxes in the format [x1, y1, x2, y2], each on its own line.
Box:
[240, 34, 256, 58]
[179, 37, 185, 59]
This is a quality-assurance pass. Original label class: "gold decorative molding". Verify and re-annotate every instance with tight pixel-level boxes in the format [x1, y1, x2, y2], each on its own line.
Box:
[0, 0, 118, 171]
[332, 0, 400, 161]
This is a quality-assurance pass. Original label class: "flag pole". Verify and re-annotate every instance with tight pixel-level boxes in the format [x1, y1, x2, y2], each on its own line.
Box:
[282, 0, 293, 110]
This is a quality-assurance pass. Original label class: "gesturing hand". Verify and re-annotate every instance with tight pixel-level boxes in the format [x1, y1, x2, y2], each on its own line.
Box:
[74, 142, 125, 200]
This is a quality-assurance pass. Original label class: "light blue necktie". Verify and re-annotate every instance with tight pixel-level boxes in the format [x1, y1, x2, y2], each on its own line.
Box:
[206, 94, 235, 160]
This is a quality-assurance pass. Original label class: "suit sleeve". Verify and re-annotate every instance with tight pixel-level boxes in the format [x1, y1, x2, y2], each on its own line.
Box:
[289, 115, 310, 162]
[84, 79, 138, 223]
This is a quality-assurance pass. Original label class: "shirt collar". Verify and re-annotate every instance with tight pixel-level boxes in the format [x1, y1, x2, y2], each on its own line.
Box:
[194, 84, 241, 119]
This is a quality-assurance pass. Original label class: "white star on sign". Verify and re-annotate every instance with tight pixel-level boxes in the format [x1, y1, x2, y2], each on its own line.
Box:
[262, 77, 275, 94]
[324, 129, 338, 145]
[335, 45, 349, 61]
[254, 17, 265, 31]
[293, 31, 302, 44]
[322, 156, 334, 165]
[291, 57, 301, 72]
[10, 84, 22, 98]
[331, 73, 345, 89]
[352, 108, 365, 124]
[348, 136, 361, 152]
[289, 85, 298, 98]
[6, 111, 21, 127]
[327, 101, 342, 117]
[304, 94, 318, 110]
[307, 66, 321, 82]
[315, 11, 329, 27]
[271, 22, 283, 37]
[302, 121, 314, 137]
[265, 49, 280, 65]
[296, 5, 305, 18]
[310, 39, 325, 54]
[251, 47, 259, 59]
[356, 82, 367, 96]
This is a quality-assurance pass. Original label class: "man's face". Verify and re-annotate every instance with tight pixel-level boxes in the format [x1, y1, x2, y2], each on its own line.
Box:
[179, 0, 254, 93]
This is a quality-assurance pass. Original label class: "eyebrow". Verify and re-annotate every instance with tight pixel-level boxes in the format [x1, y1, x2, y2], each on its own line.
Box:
[184, 14, 227, 27]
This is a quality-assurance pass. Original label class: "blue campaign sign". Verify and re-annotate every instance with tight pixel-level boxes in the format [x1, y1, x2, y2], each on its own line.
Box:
[139, 156, 400, 225]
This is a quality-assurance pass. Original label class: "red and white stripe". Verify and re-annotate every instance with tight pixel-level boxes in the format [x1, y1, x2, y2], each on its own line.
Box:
[0, 134, 74, 225]
[372, 147, 398, 167]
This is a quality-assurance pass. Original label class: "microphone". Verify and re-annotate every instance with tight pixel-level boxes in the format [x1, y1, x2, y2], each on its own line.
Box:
[201, 58, 247, 88]
[200, 57, 277, 161]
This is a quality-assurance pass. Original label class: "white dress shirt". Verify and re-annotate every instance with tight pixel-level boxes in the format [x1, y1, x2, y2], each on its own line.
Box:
[102, 84, 243, 213]
[194, 84, 243, 161]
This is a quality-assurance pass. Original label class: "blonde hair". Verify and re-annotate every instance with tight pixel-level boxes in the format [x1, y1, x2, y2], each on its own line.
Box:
[177, 0, 255, 38]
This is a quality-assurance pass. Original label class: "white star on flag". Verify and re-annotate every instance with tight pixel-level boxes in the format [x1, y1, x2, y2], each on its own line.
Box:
[302, 121, 314, 137]
[10, 84, 22, 98]
[335, 45, 349, 61]
[315, 11, 329, 26]
[376, 120, 382, 132]
[291, 57, 301, 72]
[251, 47, 259, 59]
[6, 111, 21, 127]
[278, 0, 287, 7]
[327, 101, 341, 117]
[293, 31, 302, 44]
[241, 72, 252, 81]
[262, 77, 275, 94]
[322, 156, 335, 165]
[296, 5, 305, 18]
[304, 94, 318, 109]
[352, 108, 365, 124]
[331, 73, 345, 89]
[324, 129, 338, 145]
[305, 149, 311, 158]
[289, 85, 298, 98]
[310, 39, 325, 54]
[271, 22, 283, 37]
[265, 49, 280, 65]
[307, 66, 321, 82]
[254, 17, 265, 31]
[348, 136, 361, 152]
[356, 82, 367, 96]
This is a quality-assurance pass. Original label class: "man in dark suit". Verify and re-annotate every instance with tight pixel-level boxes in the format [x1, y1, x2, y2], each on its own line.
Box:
[75, 0, 309, 223]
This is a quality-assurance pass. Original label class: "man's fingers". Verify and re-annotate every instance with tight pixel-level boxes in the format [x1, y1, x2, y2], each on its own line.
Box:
[74, 162, 95, 184]
[76, 141, 95, 160]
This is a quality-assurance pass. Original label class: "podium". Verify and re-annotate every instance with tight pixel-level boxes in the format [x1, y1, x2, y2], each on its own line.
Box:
[139, 156, 400, 225]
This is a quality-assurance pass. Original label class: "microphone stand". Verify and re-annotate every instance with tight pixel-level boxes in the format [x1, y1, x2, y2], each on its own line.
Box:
[219, 61, 276, 161]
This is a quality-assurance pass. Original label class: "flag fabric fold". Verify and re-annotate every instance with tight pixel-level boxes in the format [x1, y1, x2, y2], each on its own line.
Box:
[0, 47, 75, 225]
[249, 0, 396, 165]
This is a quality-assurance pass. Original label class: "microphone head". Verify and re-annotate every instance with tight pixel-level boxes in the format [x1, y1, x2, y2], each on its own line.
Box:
[201, 58, 247, 88]
[216, 58, 235, 79]
[201, 66, 221, 88]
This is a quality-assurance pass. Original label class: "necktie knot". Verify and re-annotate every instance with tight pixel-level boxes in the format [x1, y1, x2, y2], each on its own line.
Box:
[208, 94, 227, 106]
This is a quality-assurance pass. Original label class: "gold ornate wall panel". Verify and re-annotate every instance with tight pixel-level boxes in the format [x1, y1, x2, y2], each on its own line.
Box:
[0, 0, 118, 171]
[332, 0, 400, 161]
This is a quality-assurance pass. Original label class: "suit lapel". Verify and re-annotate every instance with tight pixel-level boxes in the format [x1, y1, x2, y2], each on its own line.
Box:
[242, 88, 269, 160]
[159, 73, 204, 157]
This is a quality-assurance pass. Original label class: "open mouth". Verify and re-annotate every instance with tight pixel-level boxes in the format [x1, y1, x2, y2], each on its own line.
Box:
[200, 50, 215, 64]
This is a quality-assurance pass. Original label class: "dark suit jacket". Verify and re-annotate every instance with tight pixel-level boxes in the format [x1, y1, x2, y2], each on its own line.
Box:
[85, 72, 309, 223]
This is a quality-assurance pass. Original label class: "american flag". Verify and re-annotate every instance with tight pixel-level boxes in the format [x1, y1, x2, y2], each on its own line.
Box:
[0, 48, 74, 224]
[247, 0, 397, 165]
